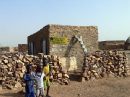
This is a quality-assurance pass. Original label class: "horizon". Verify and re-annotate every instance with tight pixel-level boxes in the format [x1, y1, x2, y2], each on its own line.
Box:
[0, 0, 130, 46]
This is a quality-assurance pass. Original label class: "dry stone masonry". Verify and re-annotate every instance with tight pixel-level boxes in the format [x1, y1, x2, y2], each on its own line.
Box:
[0, 53, 69, 89]
[0, 51, 129, 89]
[82, 50, 130, 81]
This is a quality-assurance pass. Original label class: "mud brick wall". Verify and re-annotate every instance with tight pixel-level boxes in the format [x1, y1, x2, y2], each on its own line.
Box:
[99, 41, 125, 50]
[49, 25, 98, 67]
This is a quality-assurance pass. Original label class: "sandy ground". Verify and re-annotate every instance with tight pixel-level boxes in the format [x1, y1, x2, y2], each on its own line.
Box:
[0, 77, 130, 97]
[0, 51, 130, 97]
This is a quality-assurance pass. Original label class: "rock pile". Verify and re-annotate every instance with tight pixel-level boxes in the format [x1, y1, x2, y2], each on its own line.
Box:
[82, 50, 130, 81]
[47, 55, 69, 85]
[0, 53, 69, 89]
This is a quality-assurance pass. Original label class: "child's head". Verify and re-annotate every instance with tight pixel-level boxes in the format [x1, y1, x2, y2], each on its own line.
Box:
[43, 57, 48, 66]
[26, 64, 32, 73]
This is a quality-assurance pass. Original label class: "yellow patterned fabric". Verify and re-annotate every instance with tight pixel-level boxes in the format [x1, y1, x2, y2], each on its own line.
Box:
[43, 65, 50, 78]
[43, 65, 50, 75]
[43, 65, 50, 88]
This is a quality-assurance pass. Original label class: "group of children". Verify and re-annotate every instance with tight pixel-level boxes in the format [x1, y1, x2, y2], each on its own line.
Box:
[23, 58, 51, 97]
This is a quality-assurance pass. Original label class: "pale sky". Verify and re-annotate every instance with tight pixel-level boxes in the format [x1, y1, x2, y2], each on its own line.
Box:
[0, 0, 130, 47]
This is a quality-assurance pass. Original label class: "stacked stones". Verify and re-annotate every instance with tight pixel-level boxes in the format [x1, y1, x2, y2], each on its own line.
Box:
[0, 53, 69, 89]
[82, 50, 129, 81]
[0, 53, 37, 89]
[46, 55, 69, 85]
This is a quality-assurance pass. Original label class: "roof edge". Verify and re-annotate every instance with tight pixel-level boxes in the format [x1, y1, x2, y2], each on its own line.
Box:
[48, 24, 97, 28]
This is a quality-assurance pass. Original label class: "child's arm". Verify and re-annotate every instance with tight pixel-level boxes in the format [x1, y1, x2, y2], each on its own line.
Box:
[42, 72, 46, 80]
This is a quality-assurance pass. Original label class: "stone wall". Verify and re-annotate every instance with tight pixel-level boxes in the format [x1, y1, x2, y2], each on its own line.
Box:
[99, 41, 125, 50]
[28, 24, 98, 68]
[18, 44, 28, 52]
[28, 25, 50, 55]
[0, 47, 18, 53]
[0, 53, 71, 89]
[0, 47, 10, 53]
[49, 24, 98, 68]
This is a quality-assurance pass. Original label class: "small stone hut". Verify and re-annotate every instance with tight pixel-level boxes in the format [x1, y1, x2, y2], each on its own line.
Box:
[28, 24, 98, 68]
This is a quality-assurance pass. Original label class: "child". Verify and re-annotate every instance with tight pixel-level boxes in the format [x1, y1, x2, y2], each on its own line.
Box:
[43, 58, 51, 97]
[23, 64, 35, 97]
[35, 66, 45, 97]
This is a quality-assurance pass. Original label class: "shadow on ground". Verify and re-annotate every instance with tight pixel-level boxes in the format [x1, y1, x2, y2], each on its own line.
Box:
[69, 71, 82, 82]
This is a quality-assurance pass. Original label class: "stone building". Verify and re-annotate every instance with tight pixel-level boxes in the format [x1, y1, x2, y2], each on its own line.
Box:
[18, 44, 28, 53]
[28, 24, 98, 55]
[99, 40, 125, 50]
[28, 24, 98, 67]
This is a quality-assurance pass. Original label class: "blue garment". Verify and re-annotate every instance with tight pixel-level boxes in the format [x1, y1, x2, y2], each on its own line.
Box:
[24, 73, 35, 97]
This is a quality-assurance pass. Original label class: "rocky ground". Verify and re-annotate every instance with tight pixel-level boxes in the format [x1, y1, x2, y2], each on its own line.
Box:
[0, 51, 130, 97]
